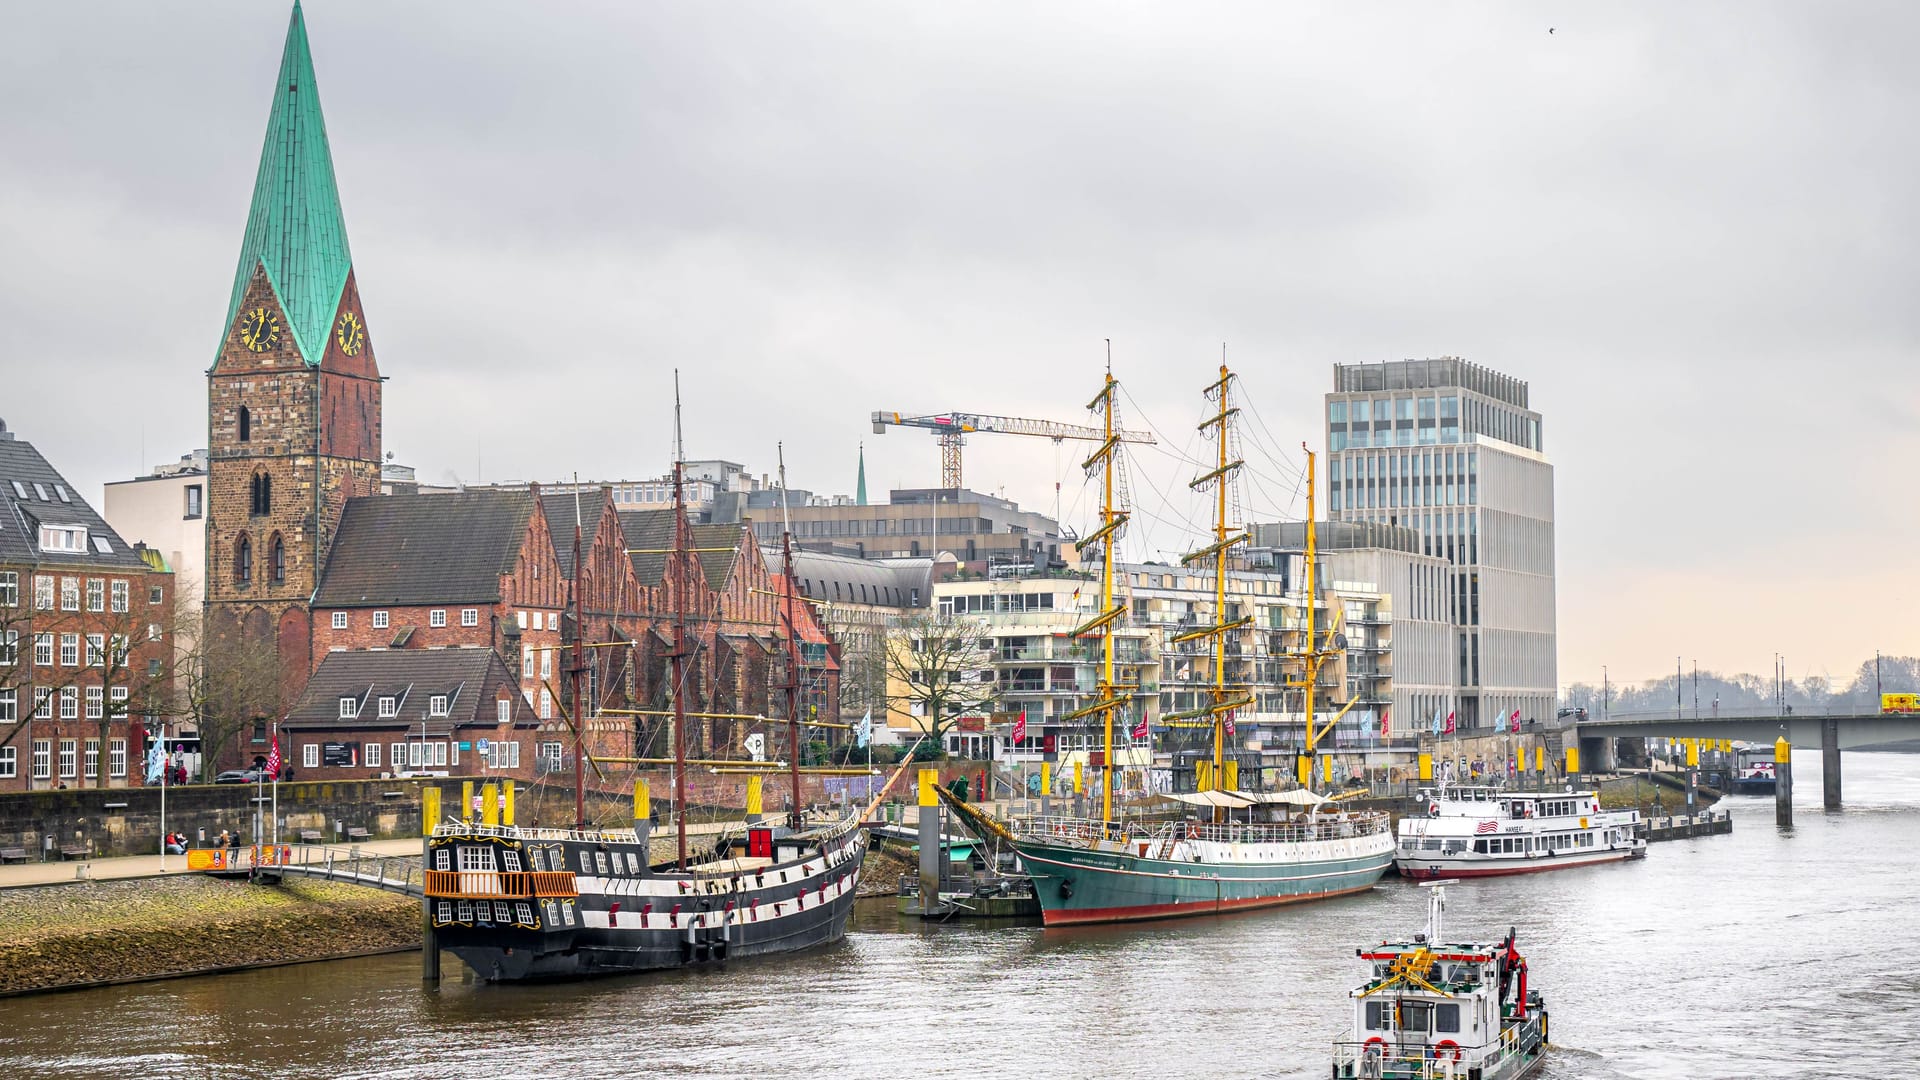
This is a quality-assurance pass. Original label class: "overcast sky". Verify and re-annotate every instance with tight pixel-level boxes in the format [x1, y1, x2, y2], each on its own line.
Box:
[3, 2, 1915, 688]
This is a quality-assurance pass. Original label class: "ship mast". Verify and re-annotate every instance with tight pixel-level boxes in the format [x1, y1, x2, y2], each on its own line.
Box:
[1172, 361, 1251, 816]
[777, 444, 803, 829]
[1300, 446, 1331, 792]
[671, 375, 690, 869]
[1068, 349, 1129, 829]
[570, 481, 586, 831]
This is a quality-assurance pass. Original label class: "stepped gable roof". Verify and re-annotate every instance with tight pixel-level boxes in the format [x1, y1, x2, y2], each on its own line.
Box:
[314, 491, 535, 607]
[220, 2, 352, 365]
[542, 490, 606, 579]
[0, 432, 151, 570]
[285, 647, 528, 732]
[617, 511, 743, 589]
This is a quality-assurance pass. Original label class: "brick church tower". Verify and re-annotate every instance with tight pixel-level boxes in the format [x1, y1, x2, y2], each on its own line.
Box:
[205, 3, 382, 702]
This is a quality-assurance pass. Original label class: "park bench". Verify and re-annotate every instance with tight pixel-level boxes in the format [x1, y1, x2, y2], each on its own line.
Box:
[59, 846, 90, 861]
[345, 827, 371, 841]
[0, 847, 29, 863]
[297, 830, 324, 843]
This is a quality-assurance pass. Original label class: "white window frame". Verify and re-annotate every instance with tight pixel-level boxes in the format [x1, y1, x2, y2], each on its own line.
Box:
[83, 739, 99, 779]
[108, 738, 126, 778]
[496, 699, 511, 724]
[34, 575, 52, 610]
[429, 695, 448, 717]
[522, 651, 534, 679]
[0, 688, 13, 723]
[517, 611, 528, 630]
[0, 630, 15, 667]
[460, 608, 478, 627]
[31, 739, 50, 780]
[332, 611, 348, 630]
[110, 686, 127, 715]
[0, 746, 15, 778]
[540, 650, 552, 679]
[86, 578, 104, 612]
[390, 742, 405, 770]
[85, 686, 103, 719]
[59, 633, 78, 667]
[372, 611, 389, 630]
[58, 738, 76, 777]
[429, 609, 446, 628]
[59, 687, 78, 719]
[110, 580, 129, 613]
[0, 571, 16, 607]
[34, 633, 52, 666]
[303, 743, 320, 768]
[61, 577, 79, 611]
[33, 688, 53, 720]
[339, 696, 359, 719]
[378, 696, 397, 718]
[86, 633, 105, 667]
[365, 742, 381, 768]
[539, 689, 552, 720]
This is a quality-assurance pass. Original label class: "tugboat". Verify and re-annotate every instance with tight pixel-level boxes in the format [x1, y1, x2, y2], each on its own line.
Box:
[1332, 882, 1548, 1079]
[1395, 786, 1644, 880]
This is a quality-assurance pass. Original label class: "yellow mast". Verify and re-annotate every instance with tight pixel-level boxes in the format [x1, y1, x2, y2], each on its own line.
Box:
[1304, 449, 1319, 789]
[1170, 363, 1250, 815]
[1069, 365, 1129, 829]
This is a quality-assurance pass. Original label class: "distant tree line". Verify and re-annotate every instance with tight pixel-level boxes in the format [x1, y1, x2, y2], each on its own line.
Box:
[1562, 655, 1920, 717]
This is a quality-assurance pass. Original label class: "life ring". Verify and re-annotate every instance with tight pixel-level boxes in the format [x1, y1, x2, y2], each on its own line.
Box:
[1433, 1039, 1462, 1062]
[1362, 1036, 1385, 1054]
[1428, 802, 1441, 817]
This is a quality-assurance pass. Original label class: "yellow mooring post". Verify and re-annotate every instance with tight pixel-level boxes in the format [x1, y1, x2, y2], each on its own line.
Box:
[420, 786, 441, 985]
[1534, 746, 1546, 774]
[1565, 745, 1580, 777]
[461, 780, 475, 823]
[917, 768, 941, 911]
[1775, 736, 1793, 828]
[1685, 739, 1700, 768]
[502, 780, 516, 826]
[1418, 752, 1433, 783]
[480, 783, 499, 827]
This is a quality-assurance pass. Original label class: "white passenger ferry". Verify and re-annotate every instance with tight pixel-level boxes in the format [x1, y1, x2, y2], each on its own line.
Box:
[1394, 787, 1644, 880]
[1331, 882, 1548, 1079]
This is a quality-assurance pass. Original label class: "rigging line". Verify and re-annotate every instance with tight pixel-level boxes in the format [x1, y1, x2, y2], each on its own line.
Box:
[1236, 385, 1309, 485]
[1118, 382, 1216, 471]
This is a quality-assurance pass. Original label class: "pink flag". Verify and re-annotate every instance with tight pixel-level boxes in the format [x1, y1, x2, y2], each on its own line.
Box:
[1380, 710, 1390, 736]
[265, 734, 282, 778]
[1224, 711, 1237, 737]
[1011, 710, 1027, 743]
[1443, 711, 1455, 735]
[1130, 715, 1149, 740]
[1510, 709, 1522, 733]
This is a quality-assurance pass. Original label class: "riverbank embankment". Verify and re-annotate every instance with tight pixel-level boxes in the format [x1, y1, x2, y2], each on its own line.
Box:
[0, 875, 420, 996]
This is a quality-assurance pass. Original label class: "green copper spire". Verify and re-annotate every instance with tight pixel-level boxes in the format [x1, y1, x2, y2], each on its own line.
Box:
[856, 443, 868, 506]
[219, 2, 352, 364]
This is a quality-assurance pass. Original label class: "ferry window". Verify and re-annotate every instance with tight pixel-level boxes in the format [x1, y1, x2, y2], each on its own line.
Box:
[456, 900, 473, 922]
[579, 851, 593, 874]
[1436, 1004, 1461, 1033]
[1473, 840, 1489, 854]
[493, 901, 512, 923]
[458, 846, 493, 872]
[434, 848, 450, 871]
[528, 848, 544, 872]
[1400, 1003, 1432, 1033]
[436, 901, 451, 922]
[543, 900, 558, 925]
[562, 902, 576, 926]
[516, 902, 534, 924]
[595, 852, 611, 876]
[476, 903, 491, 924]
[1364, 1001, 1385, 1029]
[503, 850, 523, 873]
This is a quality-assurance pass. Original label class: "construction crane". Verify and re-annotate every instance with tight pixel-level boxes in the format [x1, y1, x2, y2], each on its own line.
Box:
[871, 410, 1157, 490]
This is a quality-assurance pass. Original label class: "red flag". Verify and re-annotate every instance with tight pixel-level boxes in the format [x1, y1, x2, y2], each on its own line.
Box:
[1223, 710, 1236, 737]
[265, 734, 282, 778]
[1509, 709, 1521, 733]
[1130, 715, 1149, 740]
[1380, 710, 1390, 736]
[1011, 710, 1027, 744]
[1443, 711, 1455, 734]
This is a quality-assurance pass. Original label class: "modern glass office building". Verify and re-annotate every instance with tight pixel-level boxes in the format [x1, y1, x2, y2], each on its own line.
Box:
[1325, 358, 1555, 731]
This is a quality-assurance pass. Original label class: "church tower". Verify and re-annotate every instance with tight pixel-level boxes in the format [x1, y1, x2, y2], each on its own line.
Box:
[205, 3, 382, 698]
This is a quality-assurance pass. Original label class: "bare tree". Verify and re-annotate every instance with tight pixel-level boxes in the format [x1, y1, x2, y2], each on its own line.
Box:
[884, 612, 996, 750]
[176, 614, 282, 782]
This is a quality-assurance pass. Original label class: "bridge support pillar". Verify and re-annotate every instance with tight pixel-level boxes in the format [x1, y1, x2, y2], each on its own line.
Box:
[1774, 738, 1793, 830]
[1821, 719, 1842, 811]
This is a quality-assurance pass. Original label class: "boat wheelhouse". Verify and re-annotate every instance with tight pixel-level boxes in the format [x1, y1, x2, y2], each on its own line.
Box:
[1332, 883, 1548, 1080]
[1729, 744, 1777, 795]
[1394, 787, 1644, 880]
[423, 817, 865, 982]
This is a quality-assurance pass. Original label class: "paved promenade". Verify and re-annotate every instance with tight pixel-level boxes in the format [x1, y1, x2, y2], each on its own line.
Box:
[0, 838, 424, 890]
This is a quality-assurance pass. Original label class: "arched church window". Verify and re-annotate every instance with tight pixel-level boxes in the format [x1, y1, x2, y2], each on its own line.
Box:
[251, 471, 272, 516]
[270, 534, 286, 584]
[235, 534, 252, 585]
[238, 406, 251, 443]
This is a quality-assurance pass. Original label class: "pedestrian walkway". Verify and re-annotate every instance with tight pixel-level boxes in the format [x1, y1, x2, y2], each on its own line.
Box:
[0, 838, 424, 890]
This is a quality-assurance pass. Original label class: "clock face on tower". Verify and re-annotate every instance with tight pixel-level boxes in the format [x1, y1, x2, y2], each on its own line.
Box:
[336, 311, 366, 356]
[239, 308, 282, 353]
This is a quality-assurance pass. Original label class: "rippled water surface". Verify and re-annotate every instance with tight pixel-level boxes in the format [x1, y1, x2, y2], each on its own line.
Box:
[4, 753, 1916, 1079]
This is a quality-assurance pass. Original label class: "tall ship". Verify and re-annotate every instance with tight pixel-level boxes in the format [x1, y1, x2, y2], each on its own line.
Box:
[1008, 362, 1395, 925]
[1394, 786, 1644, 880]
[1330, 882, 1549, 1079]
[424, 400, 867, 981]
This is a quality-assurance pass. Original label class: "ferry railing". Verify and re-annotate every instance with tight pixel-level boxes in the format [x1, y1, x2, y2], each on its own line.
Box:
[1331, 1018, 1543, 1079]
[1013, 812, 1391, 848]
[423, 869, 580, 900]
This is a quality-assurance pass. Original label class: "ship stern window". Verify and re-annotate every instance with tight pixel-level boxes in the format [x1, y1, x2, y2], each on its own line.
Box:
[1436, 1004, 1461, 1033]
[595, 852, 611, 876]
[516, 901, 534, 925]
[503, 850, 523, 873]
[528, 848, 545, 872]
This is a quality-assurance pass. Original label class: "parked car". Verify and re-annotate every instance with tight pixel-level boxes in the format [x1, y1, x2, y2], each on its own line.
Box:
[213, 768, 268, 784]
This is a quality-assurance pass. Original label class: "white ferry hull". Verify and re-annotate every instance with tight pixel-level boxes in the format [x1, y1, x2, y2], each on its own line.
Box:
[1397, 843, 1643, 880]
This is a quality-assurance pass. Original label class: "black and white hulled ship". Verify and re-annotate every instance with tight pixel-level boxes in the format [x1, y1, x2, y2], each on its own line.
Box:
[424, 816, 866, 982]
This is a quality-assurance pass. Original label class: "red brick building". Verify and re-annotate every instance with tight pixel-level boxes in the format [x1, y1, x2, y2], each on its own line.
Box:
[280, 648, 537, 782]
[0, 424, 175, 792]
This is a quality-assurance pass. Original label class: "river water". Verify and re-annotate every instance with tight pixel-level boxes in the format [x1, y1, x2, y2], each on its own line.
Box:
[4, 753, 1916, 1079]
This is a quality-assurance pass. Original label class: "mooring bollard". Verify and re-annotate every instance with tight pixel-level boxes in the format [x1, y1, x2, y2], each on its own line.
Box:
[1774, 737, 1793, 829]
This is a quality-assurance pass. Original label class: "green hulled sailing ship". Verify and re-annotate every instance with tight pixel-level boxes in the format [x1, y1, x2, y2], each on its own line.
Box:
[1009, 362, 1394, 926]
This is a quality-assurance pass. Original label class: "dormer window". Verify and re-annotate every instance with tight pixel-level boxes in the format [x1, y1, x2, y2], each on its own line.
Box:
[38, 525, 87, 554]
[338, 696, 359, 718]
[378, 696, 397, 718]
[428, 695, 448, 717]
